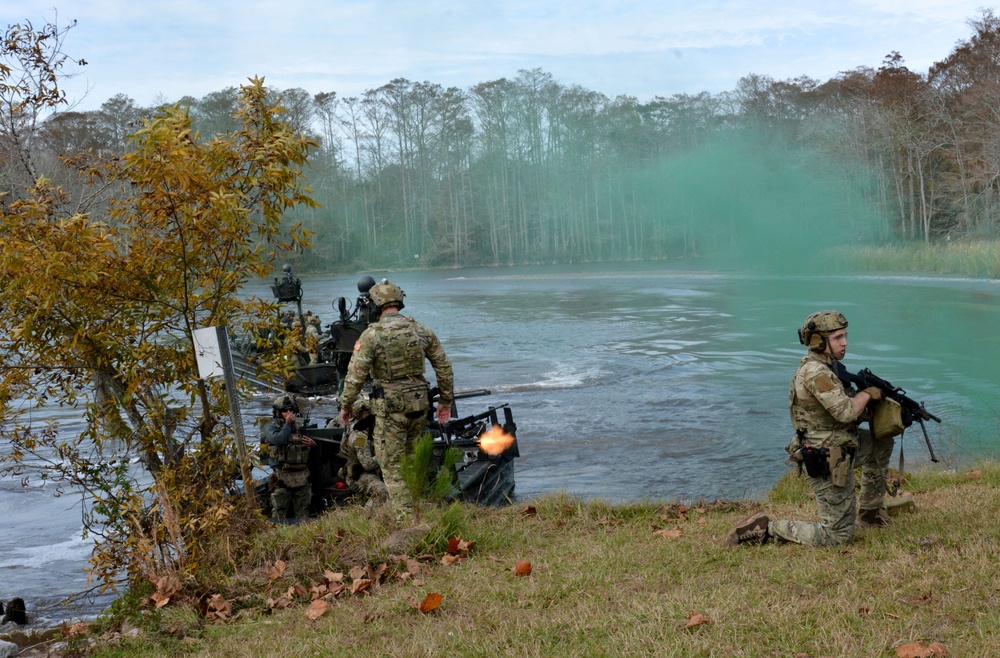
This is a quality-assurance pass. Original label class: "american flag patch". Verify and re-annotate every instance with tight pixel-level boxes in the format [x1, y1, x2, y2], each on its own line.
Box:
[354, 341, 361, 350]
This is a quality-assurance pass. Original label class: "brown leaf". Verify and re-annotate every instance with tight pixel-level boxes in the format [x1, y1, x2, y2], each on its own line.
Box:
[324, 570, 344, 584]
[447, 537, 461, 554]
[418, 592, 443, 613]
[350, 578, 372, 595]
[441, 553, 461, 566]
[309, 583, 328, 598]
[655, 528, 683, 539]
[268, 560, 287, 580]
[305, 599, 329, 620]
[928, 643, 948, 656]
[266, 595, 292, 610]
[205, 594, 232, 622]
[895, 642, 935, 658]
[696, 517, 707, 525]
[685, 610, 710, 629]
[513, 560, 532, 576]
[150, 591, 172, 609]
[968, 469, 982, 481]
[406, 558, 423, 576]
[349, 565, 367, 580]
[521, 505, 537, 516]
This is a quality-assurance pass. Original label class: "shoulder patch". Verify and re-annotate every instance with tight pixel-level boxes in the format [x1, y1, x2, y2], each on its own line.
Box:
[353, 341, 361, 351]
[813, 373, 837, 393]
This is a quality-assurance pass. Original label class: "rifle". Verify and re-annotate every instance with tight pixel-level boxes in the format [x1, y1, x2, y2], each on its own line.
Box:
[831, 361, 941, 463]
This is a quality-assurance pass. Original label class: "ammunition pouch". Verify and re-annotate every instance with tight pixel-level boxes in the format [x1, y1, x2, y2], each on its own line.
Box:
[384, 383, 429, 419]
[269, 442, 311, 467]
[872, 398, 906, 441]
[276, 467, 309, 489]
[801, 445, 830, 479]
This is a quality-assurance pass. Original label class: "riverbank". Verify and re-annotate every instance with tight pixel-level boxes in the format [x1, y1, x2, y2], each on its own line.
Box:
[843, 238, 1000, 279]
[22, 461, 995, 657]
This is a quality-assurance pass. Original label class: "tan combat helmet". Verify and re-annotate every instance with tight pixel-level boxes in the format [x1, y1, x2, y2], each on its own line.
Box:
[273, 394, 299, 415]
[369, 279, 405, 311]
[798, 310, 848, 351]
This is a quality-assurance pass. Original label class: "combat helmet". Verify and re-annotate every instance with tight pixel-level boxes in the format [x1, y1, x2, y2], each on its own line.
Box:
[273, 393, 299, 415]
[368, 279, 405, 310]
[798, 310, 848, 351]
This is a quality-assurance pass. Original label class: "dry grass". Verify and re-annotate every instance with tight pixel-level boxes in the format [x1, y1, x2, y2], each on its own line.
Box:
[85, 463, 1000, 658]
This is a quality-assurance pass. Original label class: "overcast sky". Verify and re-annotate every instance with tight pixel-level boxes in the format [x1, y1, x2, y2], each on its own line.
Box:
[14, 1, 997, 111]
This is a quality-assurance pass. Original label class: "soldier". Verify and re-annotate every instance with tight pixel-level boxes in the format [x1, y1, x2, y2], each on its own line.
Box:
[724, 310, 893, 547]
[338, 279, 454, 522]
[264, 394, 317, 522]
[337, 400, 389, 508]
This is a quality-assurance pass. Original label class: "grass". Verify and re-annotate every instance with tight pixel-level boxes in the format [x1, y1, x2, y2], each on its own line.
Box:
[67, 461, 1000, 658]
[842, 239, 1000, 278]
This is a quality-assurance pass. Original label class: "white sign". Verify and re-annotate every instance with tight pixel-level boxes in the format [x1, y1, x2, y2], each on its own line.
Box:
[192, 326, 225, 379]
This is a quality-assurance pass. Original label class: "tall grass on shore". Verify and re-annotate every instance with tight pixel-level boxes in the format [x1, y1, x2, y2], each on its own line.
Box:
[70, 462, 1000, 658]
[844, 239, 1000, 278]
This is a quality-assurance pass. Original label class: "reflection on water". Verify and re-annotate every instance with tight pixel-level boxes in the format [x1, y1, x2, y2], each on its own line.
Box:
[3, 262, 998, 622]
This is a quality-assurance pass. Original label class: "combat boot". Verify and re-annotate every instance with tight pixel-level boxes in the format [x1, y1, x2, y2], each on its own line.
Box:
[856, 508, 889, 528]
[722, 511, 770, 547]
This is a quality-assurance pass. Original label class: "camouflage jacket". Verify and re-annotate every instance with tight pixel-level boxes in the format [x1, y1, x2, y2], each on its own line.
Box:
[789, 351, 861, 449]
[340, 311, 454, 415]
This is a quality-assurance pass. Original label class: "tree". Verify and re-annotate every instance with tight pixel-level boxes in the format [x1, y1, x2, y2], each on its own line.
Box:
[0, 26, 316, 592]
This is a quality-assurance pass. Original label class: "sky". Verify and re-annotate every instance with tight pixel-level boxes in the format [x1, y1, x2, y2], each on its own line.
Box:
[11, 0, 998, 111]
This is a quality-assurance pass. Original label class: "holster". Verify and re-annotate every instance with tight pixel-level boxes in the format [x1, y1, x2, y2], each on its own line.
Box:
[827, 446, 855, 487]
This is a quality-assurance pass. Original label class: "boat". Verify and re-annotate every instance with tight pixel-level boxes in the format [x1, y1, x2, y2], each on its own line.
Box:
[239, 267, 520, 514]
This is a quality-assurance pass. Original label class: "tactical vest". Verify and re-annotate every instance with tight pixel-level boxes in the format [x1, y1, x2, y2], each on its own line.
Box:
[371, 316, 425, 382]
[269, 443, 310, 469]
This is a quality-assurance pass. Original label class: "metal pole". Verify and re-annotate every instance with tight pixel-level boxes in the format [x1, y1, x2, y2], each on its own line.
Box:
[216, 326, 256, 507]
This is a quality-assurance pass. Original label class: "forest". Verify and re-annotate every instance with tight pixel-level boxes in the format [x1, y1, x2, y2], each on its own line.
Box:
[6, 10, 1000, 271]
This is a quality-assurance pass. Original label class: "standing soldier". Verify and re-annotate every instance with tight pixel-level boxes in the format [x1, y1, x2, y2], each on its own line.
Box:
[338, 280, 454, 522]
[264, 394, 317, 522]
[724, 310, 893, 547]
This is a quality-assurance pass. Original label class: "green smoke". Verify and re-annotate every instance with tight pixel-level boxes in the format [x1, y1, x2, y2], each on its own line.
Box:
[635, 130, 885, 274]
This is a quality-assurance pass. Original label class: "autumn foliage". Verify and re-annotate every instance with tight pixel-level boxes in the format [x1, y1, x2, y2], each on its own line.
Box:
[0, 19, 316, 592]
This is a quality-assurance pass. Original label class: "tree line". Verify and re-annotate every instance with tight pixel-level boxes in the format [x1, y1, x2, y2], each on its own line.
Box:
[7, 10, 1000, 271]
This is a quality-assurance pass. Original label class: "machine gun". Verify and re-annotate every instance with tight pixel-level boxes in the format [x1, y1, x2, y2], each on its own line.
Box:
[831, 361, 941, 463]
[430, 403, 520, 458]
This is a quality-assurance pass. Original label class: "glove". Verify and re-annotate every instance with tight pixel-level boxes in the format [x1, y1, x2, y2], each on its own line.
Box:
[862, 387, 883, 402]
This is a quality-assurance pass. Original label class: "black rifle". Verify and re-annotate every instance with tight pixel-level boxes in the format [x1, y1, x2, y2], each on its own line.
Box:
[831, 361, 941, 463]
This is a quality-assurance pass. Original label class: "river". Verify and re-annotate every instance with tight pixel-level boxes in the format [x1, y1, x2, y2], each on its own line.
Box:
[2, 262, 998, 625]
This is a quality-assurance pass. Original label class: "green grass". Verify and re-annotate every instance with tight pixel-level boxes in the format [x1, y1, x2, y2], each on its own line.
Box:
[841, 239, 1000, 278]
[67, 460, 1000, 657]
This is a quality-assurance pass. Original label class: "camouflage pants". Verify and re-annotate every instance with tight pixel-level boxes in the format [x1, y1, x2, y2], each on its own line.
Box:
[271, 480, 312, 521]
[373, 408, 426, 521]
[770, 429, 894, 546]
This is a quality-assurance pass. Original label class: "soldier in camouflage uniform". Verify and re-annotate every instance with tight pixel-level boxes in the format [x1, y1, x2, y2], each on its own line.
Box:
[724, 310, 892, 547]
[265, 394, 317, 522]
[337, 399, 389, 506]
[338, 280, 454, 521]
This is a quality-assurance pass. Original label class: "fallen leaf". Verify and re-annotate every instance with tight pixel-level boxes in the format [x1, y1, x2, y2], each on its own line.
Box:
[418, 592, 443, 613]
[349, 565, 367, 580]
[894, 641, 948, 657]
[406, 558, 423, 576]
[350, 578, 372, 595]
[522, 505, 537, 517]
[268, 560, 287, 581]
[205, 594, 231, 622]
[513, 560, 532, 576]
[696, 517, 707, 525]
[324, 570, 344, 584]
[305, 599, 329, 620]
[655, 528, 683, 539]
[685, 610, 710, 629]
[441, 554, 460, 566]
[150, 591, 172, 609]
[266, 595, 292, 610]
[968, 469, 982, 481]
